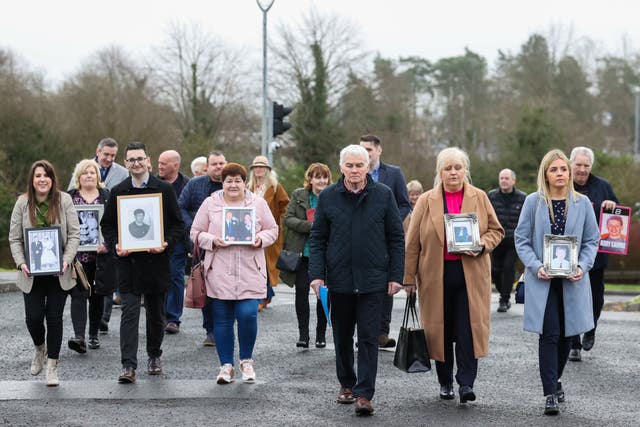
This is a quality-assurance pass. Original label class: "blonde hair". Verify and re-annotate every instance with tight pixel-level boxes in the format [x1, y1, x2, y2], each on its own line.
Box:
[433, 147, 471, 188]
[536, 149, 580, 222]
[406, 179, 424, 193]
[72, 159, 105, 190]
[247, 165, 278, 192]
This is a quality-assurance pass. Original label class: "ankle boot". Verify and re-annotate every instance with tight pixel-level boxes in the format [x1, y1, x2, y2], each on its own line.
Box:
[30, 344, 47, 376]
[46, 358, 59, 387]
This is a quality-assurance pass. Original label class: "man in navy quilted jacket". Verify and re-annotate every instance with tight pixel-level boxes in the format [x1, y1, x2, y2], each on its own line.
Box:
[309, 144, 406, 416]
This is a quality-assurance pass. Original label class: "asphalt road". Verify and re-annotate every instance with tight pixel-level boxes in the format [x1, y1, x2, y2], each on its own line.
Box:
[0, 287, 638, 426]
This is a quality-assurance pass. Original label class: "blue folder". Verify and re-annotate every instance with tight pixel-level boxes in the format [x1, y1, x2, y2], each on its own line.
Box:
[319, 286, 331, 328]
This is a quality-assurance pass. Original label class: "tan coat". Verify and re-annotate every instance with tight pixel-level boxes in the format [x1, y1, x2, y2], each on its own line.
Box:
[262, 183, 290, 285]
[403, 183, 504, 361]
[9, 192, 81, 293]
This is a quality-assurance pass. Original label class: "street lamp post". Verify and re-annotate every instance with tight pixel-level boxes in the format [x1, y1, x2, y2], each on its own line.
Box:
[633, 86, 640, 159]
[257, 0, 275, 157]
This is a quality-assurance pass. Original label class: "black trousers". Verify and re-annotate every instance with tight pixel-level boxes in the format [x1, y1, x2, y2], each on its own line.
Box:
[330, 291, 385, 401]
[379, 294, 393, 336]
[294, 257, 327, 341]
[120, 292, 166, 369]
[571, 267, 604, 349]
[435, 261, 478, 387]
[491, 239, 518, 303]
[23, 275, 68, 359]
[69, 262, 104, 338]
[539, 279, 571, 396]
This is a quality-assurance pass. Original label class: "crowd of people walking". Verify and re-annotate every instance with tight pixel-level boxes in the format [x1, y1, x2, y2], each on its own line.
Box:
[8, 134, 624, 416]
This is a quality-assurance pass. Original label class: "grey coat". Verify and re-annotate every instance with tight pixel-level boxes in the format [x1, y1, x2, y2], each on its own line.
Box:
[9, 192, 81, 293]
[514, 192, 600, 336]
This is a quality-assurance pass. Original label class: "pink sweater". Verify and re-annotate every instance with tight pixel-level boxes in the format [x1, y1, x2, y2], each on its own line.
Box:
[190, 190, 279, 300]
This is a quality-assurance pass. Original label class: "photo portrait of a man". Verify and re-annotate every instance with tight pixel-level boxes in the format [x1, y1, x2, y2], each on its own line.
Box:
[222, 207, 255, 244]
[129, 208, 152, 239]
[599, 214, 627, 253]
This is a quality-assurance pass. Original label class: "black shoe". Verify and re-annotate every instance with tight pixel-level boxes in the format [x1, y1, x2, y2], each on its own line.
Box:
[296, 340, 309, 349]
[568, 348, 581, 362]
[68, 337, 87, 354]
[544, 394, 559, 415]
[439, 384, 454, 400]
[88, 336, 100, 350]
[582, 331, 595, 351]
[459, 385, 476, 403]
[99, 320, 109, 335]
[556, 382, 565, 403]
[497, 301, 511, 312]
[315, 334, 326, 348]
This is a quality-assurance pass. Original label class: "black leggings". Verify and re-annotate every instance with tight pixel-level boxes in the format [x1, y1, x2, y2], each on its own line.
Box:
[23, 275, 68, 359]
[539, 279, 571, 396]
[294, 257, 327, 341]
[69, 262, 104, 338]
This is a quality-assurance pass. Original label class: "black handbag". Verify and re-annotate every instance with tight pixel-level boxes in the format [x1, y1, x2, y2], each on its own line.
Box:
[515, 273, 525, 304]
[393, 293, 431, 373]
[276, 249, 302, 272]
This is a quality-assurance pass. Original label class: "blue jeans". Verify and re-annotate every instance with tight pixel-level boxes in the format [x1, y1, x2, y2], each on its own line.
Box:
[165, 241, 187, 324]
[211, 298, 260, 365]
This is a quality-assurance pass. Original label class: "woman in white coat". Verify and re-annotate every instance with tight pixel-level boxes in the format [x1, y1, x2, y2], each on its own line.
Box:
[515, 149, 599, 415]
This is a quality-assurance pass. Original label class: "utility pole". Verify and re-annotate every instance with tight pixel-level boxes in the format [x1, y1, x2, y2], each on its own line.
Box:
[633, 86, 640, 159]
[257, 0, 275, 157]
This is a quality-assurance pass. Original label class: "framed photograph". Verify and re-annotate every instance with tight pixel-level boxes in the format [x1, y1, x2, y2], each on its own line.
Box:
[221, 207, 255, 245]
[543, 234, 578, 278]
[24, 226, 63, 276]
[444, 213, 483, 254]
[117, 193, 164, 252]
[75, 204, 104, 251]
[598, 205, 631, 255]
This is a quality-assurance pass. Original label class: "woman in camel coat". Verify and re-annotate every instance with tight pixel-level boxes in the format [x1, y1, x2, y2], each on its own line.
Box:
[404, 147, 503, 403]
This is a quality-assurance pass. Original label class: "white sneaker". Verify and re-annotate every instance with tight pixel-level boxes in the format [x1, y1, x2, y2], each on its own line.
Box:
[216, 364, 234, 384]
[30, 344, 47, 376]
[240, 359, 256, 383]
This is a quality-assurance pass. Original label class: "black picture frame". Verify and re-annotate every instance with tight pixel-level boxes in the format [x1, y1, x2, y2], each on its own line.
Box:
[24, 226, 63, 276]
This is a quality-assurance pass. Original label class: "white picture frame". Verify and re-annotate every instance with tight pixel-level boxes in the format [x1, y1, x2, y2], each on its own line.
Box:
[24, 226, 63, 276]
[444, 213, 483, 254]
[75, 204, 104, 251]
[543, 234, 578, 278]
[221, 206, 256, 245]
[117, 193, 164, 252]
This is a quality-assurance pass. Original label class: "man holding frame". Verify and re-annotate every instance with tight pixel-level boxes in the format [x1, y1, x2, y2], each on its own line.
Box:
[100, 142, 184, 383]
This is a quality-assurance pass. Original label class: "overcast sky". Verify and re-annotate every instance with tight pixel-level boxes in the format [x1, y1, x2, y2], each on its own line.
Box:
[2, 0, 639, 85]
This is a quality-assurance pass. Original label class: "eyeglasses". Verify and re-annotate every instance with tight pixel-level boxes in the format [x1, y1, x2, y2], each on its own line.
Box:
[126, 157, 147, 164]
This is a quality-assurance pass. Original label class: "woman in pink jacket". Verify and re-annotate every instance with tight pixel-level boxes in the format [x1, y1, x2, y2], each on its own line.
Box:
[190, 163, 278, 384]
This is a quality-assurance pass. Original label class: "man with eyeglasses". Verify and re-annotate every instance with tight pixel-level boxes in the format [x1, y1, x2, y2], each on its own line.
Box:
[100, 142, 185, 384]
[178, 151, 227, 347]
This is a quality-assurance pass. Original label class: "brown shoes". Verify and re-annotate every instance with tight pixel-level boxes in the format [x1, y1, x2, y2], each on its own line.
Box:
[118, 367, 136, 383]
[147, 357, 162, 375]
[378, 335, 396, 348]
[337, 387, 355, 404]
[355, 397, 374, 415]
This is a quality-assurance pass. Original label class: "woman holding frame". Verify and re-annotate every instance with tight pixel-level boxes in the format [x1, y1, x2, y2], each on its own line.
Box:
[9, 160, 80, 386]
[67, 159, 110, 352]
[515, 149, 599, 415]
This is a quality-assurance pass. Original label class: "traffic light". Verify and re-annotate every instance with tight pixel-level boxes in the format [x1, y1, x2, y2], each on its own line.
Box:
[272, 101, 292, 137]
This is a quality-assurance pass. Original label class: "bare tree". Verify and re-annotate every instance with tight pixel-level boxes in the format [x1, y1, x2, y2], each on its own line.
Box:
[270, 8, 367, 105]
[149, 21, 249, 141]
